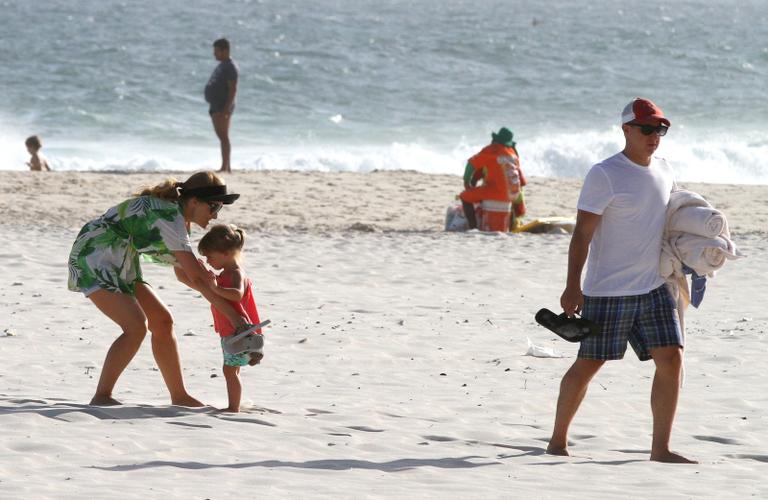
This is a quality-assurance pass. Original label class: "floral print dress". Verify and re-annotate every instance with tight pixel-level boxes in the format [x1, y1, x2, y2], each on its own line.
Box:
[68, 196, 193, 296]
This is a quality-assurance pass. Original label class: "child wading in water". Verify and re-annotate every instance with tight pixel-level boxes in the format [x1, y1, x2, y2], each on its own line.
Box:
[25, 135, 51, 171]
[198, 224, 265, 412]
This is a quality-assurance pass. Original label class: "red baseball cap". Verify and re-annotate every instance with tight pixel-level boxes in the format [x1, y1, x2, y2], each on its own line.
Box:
[621, 98, 670, 127]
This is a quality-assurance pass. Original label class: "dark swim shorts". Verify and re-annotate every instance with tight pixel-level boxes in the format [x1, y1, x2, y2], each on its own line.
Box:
[209, 102, 235, 115]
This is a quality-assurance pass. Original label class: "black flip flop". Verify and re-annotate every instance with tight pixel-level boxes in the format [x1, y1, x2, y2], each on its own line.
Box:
[535, 308, 601, 343]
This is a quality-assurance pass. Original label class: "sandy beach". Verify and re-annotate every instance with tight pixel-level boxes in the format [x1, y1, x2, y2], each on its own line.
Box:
[1, 170, 766, 234]
[1, 171, 766, 499]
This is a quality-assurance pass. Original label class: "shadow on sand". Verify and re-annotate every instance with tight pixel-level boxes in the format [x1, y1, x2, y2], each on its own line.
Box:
[91, 456, 499, 473]
[0, 395, 272, 426]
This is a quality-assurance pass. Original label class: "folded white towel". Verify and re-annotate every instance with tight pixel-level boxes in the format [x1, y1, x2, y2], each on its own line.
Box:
[674, 233, 739, 275]
[668, 206, 725, 238]
[666, 190, 710, 224]
[661, 189, 742, 389]
[659, 240, 682, 280]
[662, 189, 740, 279]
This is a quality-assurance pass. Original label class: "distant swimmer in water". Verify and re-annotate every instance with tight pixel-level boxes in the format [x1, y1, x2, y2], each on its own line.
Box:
[205, 38, 239, 173]
[25, 135, 51, 171]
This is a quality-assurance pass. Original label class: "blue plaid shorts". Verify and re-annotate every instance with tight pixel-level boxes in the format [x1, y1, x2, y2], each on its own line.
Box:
[578, 285, 682, 361]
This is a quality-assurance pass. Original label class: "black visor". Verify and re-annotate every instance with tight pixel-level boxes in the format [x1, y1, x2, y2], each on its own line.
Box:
[180, 184, 240, 204]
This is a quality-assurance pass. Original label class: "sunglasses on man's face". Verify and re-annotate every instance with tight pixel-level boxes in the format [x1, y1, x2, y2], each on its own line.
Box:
[629, 123, 668, 137]
[207, 202, 223, 215]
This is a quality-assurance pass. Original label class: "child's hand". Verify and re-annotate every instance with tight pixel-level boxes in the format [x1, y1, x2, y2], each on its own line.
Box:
[232, 317, 249, 330]
[204, 269, 216, 287]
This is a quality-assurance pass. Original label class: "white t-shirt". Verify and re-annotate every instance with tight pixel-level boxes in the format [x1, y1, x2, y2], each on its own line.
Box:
[578, 152, 676, 297]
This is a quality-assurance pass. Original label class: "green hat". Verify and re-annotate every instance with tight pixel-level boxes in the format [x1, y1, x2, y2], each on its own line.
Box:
[491, 127, 515, 148]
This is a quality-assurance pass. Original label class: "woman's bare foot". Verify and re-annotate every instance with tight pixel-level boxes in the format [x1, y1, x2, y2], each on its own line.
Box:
[90, 395, 122, 406]
[650, 450, 698, 464]
[171, 394, 205, 407]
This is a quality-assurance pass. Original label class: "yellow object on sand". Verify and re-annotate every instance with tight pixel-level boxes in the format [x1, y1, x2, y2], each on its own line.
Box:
[512, 216, 576, 234]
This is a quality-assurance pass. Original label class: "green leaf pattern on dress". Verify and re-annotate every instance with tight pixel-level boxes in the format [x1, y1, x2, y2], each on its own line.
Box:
[67, 196, 191, 296]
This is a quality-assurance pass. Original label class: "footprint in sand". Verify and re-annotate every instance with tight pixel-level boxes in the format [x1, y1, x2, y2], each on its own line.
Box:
[216, 416, 277, 427]
[305, 408, 334, 416]
[346, 425, 385, 433]
[166, 421, 213, 429]
[725, 454, 768, 463]
[693, 435, 742, 445]
[421, 435, 458, 442]
[247, 406, 282, 415]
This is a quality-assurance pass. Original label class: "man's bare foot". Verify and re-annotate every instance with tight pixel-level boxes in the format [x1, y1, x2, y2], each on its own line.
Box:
[218, 167, 231, 173]
[650, 451, 698, 464]
[90, 395, 122, 406]
[546, 444, 570, 456]
[171, 394, 205, 407]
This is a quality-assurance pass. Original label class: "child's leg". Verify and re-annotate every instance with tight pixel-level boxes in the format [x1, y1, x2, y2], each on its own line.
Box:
[222, 364, 242, 412]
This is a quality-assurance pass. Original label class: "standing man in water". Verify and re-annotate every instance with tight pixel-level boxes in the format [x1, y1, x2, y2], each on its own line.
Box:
[547, 98, 696, 463]
[205, 38, 238, 173]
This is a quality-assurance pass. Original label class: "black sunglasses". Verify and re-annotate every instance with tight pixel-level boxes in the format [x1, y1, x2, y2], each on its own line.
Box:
[628, 123, 668, 137]
[207, 201, 223, 215]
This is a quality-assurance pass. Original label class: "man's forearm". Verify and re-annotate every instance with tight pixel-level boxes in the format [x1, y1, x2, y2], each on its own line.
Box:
[566, 233, 590, 288]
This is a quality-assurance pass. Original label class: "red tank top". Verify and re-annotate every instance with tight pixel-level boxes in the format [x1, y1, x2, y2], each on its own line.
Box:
[211, 271, 261, 338]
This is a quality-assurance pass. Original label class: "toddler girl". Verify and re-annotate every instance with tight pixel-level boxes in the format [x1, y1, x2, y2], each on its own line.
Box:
[198, 224, 265, 412]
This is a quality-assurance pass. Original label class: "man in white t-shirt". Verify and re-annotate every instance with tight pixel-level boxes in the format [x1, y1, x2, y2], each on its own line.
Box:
[547, 98, 696, 464]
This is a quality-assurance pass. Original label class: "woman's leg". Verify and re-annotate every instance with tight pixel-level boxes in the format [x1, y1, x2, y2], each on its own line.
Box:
[88, 289, 149, 405]
[134, 282, 203, 407]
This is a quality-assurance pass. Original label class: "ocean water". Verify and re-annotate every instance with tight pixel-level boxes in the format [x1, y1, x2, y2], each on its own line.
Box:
[1, 0, 767, 183]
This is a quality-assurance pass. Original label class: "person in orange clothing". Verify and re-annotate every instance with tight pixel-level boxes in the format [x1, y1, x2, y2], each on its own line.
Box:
[460, 127, 526, 230]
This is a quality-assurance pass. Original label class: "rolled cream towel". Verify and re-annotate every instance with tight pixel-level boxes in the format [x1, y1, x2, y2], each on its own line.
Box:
[677, 234, 739, 275]
[668, 206, 725, 238]
[659, 240, 682, 279]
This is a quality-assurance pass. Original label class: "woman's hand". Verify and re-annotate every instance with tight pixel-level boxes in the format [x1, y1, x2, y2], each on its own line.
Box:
[173, 251, 248, 327]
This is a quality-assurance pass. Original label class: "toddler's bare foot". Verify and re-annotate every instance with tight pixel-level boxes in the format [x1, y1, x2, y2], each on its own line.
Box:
[90, 395, 122, 406]
[546, 444, 570, 456]
[218, 406, 240, 413]
[650, 450, 698, 464]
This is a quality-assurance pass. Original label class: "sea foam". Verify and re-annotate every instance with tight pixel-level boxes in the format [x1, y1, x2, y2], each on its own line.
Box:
[3, 130, 766, 185]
